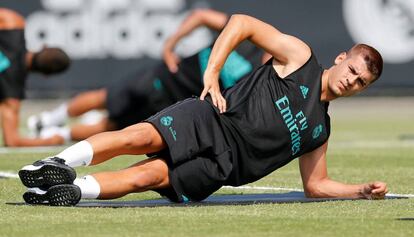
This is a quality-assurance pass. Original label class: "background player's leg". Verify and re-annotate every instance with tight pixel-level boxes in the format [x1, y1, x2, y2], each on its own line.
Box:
[70, 117, 116, 141]
[67, 88, 107, 117]
[27, 89, 108, 132]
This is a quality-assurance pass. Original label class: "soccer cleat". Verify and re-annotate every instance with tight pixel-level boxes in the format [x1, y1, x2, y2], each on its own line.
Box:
[19, 157, 76, 189]
[23, 184, 81, 206]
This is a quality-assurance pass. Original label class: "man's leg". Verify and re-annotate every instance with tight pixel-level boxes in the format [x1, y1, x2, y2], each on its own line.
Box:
[84, 158, 170, 199]
[19, 122, 166, 188]
[37, 117, 115, 143]
[67, 88, 107, 117]
[85, 122, 166, 164]
[70, 117, 116, 141]
[23, 157, 170, 205]
[27, 89, 107, 133]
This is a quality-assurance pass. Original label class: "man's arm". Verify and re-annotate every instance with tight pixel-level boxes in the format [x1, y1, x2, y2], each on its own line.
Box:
[299, 141, 388, 199]
[163, 9, 229, 73]
[201, 14, 311, 113]
[0, 99, 63, 147]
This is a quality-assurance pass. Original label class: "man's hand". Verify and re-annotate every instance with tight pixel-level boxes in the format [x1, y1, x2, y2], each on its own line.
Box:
[361, 182, 388, 199]
[162, 48, 180, 73]
[200, 74, 226, 113]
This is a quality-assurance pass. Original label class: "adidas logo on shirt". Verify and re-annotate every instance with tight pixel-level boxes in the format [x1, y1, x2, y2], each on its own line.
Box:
[300, 85, 309, 99]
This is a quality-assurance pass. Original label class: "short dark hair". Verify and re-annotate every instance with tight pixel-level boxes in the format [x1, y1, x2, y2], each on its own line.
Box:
[32, 47, 71, 75]
[348, 44, 383, 81]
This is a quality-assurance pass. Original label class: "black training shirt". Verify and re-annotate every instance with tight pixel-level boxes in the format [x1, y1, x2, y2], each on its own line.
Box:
[218, 53, 331, 186]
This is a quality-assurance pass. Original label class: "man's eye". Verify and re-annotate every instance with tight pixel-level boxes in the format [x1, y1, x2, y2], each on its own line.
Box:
[349, 66, 356, 74]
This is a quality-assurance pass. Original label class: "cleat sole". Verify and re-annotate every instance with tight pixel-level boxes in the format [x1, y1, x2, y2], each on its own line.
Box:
[23, 184, 81, 206]
[19, 164, 76, 188]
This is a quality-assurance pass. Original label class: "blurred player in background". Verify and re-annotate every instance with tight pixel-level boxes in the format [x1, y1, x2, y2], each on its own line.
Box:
[27, 9, 270, 143]
[0, 8, 70, 147]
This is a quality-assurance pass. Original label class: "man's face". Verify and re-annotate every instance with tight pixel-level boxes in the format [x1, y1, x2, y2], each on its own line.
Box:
[328, 52, 376, 98]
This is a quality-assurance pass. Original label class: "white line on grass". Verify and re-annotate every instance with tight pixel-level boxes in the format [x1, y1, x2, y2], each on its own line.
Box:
[0, 146, 67, 154]
[0, 171, 19, 178]
[329, 140, 414, 148]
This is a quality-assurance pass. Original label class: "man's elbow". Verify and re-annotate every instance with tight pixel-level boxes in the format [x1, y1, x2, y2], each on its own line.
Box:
[226, 14, 251, 38]
[303, 184, 325, 198]
[190, 9, 217, 27]
[304, 190, 320, 198]
[4, 136, 22, 147]
[189, 9, 205, 21]
[228, 14, 248, 25]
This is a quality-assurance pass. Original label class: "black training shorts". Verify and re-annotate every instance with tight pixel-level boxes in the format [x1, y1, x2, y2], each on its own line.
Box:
[145, 98, 233, 202]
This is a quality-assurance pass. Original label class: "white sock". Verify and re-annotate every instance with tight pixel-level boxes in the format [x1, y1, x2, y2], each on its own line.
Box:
[58, 126, 71, 142]
[73, 175, 101, 199]
[41, 103, 68, 127]
[80, 110, 105, 125]
[55, 140, 94, 167]
[39, 126, 71, 142]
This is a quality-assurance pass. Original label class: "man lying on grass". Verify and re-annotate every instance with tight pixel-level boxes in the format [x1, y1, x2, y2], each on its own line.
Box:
[18, 14, 387, 206]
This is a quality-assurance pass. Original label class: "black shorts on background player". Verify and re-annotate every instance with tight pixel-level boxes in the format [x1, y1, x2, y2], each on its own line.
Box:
[106, 64, 175, 129]
[145, 52, 331, 202]
[0, 29, 27, 101]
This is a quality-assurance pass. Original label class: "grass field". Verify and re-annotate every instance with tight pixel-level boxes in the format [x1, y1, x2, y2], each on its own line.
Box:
[0, 97, 414, 237]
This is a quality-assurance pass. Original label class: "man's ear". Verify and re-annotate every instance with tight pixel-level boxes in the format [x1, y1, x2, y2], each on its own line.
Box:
[334, 52, 347, 65]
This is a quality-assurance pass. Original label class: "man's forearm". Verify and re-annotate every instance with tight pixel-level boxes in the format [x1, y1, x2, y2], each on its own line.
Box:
[5, 136, 63, 147]
[1, 100, 63, 147]
[205, 14, 250, 75]
[304, 178, 366, 199]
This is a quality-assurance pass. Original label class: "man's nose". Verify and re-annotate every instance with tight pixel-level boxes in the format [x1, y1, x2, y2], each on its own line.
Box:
[348, 76, 358, 86]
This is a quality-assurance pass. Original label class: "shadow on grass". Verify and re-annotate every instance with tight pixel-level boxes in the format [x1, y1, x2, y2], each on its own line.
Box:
[396, 218, 414, 221]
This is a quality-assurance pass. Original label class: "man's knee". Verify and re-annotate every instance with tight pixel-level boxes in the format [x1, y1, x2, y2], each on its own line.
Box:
[130, 160, 169, 190]
[122, 123, 164, 149]
[94, 89, 107, 105]
[130, 170, 155, 190]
